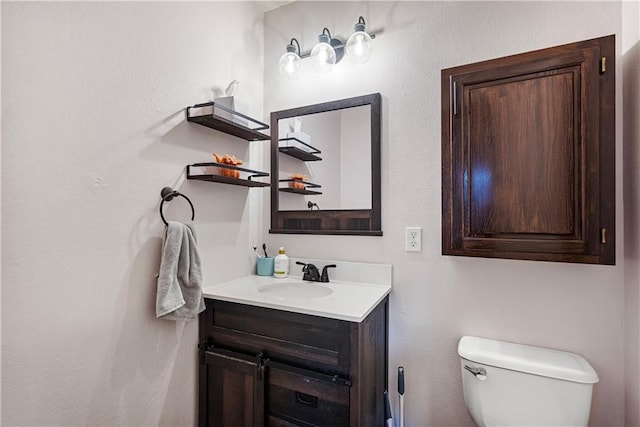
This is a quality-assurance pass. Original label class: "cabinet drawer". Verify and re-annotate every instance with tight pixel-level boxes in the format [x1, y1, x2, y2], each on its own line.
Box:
[267, 362, 350, 427]
[203, 300, 351, 374]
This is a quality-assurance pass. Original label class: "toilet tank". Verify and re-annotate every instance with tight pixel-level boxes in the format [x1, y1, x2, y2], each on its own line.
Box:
[458, 336, 599, 427]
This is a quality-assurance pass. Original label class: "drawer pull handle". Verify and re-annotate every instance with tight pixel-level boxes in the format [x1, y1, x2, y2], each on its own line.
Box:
[295, 391, 318, 408]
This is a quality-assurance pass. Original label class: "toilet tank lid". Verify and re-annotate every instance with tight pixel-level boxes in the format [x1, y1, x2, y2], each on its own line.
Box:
[458, 336, 599, 384]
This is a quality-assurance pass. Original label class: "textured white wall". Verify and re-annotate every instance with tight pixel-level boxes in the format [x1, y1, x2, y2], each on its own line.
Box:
[264, 2, 626, 426]
[623, 1, 640, 425]
[2, 2, 264, 425]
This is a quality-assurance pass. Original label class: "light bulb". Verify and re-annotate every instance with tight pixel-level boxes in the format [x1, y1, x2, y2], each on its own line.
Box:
[345, 18, 373, 64]
[279, 52, 300, 79]
[310, 33, 336, 73]
[278, 40, 301, 80]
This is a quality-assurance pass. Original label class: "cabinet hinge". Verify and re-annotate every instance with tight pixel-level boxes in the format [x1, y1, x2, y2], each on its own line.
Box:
[451, 79, 458, 116]
[256, 352, 265, 381]
[601, 228, 607, 244]
[600, 56, 607, 74]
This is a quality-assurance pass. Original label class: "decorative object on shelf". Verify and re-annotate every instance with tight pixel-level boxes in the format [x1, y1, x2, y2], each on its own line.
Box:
[159, 187, 195, 226]
[287, 117, 310, 142]
[279, 178, 322, 195]
[187, 162, 269, 188]
[289, 174, 308, 189]
[213, 80, 247, 125]
[224, 80, 239, 97]
[278, 116, 321, 161]
[279, 16, 377, 79]
[186, 101, 269, 141]
[212, 153, 243, 178]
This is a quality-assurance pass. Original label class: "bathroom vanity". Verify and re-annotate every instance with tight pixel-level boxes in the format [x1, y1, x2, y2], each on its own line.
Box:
[198, 262, 391, 426]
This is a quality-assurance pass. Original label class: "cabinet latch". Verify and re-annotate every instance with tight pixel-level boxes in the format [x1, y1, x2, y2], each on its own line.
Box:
[332, 374, 352, 387]
[256, 352, 266, 381]
[198, 338, 214, 364]
[601, 228, 607, 244]
[600, 56, 607, 74]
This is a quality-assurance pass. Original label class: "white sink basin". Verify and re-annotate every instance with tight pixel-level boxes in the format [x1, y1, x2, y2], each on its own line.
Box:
[258, 282, 333, 299]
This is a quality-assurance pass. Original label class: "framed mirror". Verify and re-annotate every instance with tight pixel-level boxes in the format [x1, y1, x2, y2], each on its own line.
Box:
[270, 93, 381, 235]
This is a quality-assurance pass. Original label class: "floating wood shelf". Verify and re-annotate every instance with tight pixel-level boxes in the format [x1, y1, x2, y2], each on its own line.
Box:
[279, 188, 323, 195]
[186, 102, 270, 141]
[278, 138, 322, 161]
[187, 162, 270, 188]
[278, 179, 322, 195]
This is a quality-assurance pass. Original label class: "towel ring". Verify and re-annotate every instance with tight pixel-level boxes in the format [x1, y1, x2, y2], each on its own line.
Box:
[159, 187, 195, 226]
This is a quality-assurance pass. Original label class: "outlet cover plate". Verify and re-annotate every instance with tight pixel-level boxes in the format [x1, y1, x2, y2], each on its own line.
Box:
[405, 226, 422, 252]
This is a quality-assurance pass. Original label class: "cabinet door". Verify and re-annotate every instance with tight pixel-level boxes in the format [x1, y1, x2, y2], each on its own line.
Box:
[201, 349, 264, 427]
[442, 35, 615, 264]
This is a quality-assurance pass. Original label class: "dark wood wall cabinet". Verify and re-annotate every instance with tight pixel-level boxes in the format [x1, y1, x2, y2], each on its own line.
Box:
[199, 297, 389, 426]
[441, 35, 615, 265]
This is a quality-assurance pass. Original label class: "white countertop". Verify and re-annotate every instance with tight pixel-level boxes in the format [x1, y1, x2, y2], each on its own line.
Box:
[202, 259, 392, 322]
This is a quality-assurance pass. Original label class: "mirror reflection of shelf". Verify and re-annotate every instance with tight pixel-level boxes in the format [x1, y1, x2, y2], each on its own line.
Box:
[279, 179, 322, 195]
[186, 101, 270, 141]
[278, 138, 322, 161]
[187, 162, 270, 187]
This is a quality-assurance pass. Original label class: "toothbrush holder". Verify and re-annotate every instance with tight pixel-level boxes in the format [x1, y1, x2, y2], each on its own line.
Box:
[256, 257, 274, 276]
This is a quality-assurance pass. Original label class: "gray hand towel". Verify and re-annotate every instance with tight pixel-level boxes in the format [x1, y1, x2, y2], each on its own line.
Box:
[156, 221, 205, 321]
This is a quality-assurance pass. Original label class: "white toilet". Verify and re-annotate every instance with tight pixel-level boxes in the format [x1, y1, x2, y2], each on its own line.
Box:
[458, 336, 599, 427]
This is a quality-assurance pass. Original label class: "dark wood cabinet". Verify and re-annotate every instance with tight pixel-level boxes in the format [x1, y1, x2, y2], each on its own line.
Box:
[199, 297, 389, 426]
[442, 35, 615, 264]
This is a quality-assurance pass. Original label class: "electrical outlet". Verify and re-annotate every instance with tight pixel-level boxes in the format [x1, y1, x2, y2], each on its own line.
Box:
[405, 227, 422, 252]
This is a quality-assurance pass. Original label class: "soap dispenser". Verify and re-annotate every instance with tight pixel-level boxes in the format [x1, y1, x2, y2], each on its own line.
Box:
[273, 247, 289, 278]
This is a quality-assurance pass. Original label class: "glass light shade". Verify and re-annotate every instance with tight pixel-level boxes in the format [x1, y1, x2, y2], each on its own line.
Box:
[345, 30, 373, 64]
[310, 40, 336, 73]
[279, 51, 300, 80]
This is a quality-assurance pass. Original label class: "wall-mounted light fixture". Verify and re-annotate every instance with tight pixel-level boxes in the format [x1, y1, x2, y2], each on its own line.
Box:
[346, 17, 373, 64]
[279, 16, 376, 79]
[310, 28, 338, 72]
[278, 38, 302, 80]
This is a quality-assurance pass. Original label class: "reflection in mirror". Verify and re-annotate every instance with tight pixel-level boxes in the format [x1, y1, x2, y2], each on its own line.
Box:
[278, 105, 371, 211]
[270, 93, 381, 235]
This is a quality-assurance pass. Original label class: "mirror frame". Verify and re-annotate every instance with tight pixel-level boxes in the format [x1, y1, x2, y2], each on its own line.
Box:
[270, 93, 382, 235]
